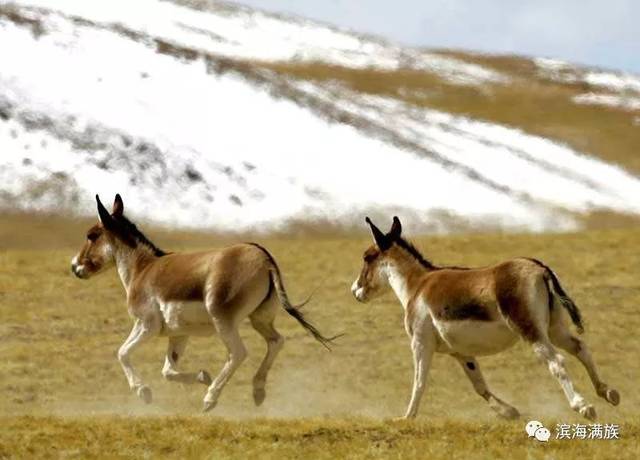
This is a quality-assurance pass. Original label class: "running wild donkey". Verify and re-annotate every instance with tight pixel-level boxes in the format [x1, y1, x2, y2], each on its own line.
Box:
[351, 217, 620, 420]
[71, 194, 336, 411]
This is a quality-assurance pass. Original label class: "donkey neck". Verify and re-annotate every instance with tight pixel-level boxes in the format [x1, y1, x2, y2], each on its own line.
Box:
[113, 243, 156, 295]
[385, 252, 429, 309]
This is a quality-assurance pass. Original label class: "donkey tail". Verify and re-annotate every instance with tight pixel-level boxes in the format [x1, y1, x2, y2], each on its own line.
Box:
[247, 243, 340, 350]
[541, 263, 584, 334]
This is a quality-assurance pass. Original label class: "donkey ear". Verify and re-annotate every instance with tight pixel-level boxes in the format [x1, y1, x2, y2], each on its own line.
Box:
[366, 216, 391, 251]
[388, 216, 402, 240]
[96, 195, 115, 230]
[112, 194, 124, 217]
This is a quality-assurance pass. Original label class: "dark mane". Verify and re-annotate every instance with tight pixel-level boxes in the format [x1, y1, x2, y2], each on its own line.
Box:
[395, 237, 435, 269]
[117, 215, 167, 257]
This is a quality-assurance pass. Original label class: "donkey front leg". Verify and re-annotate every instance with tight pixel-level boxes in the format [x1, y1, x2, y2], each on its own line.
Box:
[118, 318, 159, 403]
[162, 336, 212, 386]
[404, 327, 436, 419]
[202, 319, 247, 412]
[454, 355, 519, 419]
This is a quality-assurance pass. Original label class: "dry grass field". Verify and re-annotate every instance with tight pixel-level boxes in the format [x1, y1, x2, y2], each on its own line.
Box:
[1, 214, 639, 459]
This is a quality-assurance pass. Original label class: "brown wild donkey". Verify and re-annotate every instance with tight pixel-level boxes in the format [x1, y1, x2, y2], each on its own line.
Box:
[351, 216, 620, 420]
[71, 194, 335, 411]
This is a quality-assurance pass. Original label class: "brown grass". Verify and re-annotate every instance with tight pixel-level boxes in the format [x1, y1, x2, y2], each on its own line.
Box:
[2, 416, 638, 459]
[1, 216, 639, 458]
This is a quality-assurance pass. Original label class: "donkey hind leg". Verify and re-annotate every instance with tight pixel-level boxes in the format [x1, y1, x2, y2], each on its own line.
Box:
[249, 295, 284, 406]
[161, 336, 212, 386]
[454, 355, 519, 419]
[404, 328, 436, 419]
[118, 318, 160, 403]
[532, 338, 596, 420]
[549, 309, 620, 406]
[202, 318, 248, 412]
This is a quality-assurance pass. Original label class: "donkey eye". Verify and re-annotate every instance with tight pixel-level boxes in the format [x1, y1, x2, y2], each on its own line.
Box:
[87, 232, 100, 242]
[364, 253, 377, 263]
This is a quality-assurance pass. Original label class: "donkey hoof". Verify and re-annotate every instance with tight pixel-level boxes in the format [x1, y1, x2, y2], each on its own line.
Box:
[202, 399, 217, 413]
[497, 405, 520, 420]
[606, 389, 620, 406]
[579, 405, 597, 421]
[137, 385, 152, 404]
[197, 370, 212, 386]
[253, 388, 266, 406]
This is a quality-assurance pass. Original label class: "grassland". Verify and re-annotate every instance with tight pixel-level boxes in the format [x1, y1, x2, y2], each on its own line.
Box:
[1, 215, 639, 459]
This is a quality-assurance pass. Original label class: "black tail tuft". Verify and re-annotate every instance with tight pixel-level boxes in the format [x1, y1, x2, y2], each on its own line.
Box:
[283, 306, 343, 351]
[247, 242, 343, 350]
[546, 268, 584, 334]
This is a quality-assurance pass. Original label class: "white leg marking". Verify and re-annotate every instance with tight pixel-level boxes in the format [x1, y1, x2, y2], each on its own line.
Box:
[117, 318, 159, 403]
[533, 340, 596, 420]
[404, 331, 435, 419]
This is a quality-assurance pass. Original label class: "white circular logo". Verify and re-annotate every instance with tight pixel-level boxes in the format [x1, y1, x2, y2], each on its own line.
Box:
[525, 420, 544, 437]
[534, 427, 551, 442]
[525, 420, 551, 442]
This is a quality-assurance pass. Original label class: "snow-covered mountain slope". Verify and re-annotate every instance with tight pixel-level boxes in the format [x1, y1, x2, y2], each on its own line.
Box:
[0, 0, 508, 85]
[1, 0, 640, 232]
[535, 57, 640, 112]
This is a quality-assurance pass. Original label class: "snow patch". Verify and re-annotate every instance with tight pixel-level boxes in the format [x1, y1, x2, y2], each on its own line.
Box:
[1, 1, 639, 233]
[573, 93, 640, 111]
[583, 72, 640, 94]
[535, 57, 640, 94]
[7, 0, 507, 86]
[299, 84, 640, 215]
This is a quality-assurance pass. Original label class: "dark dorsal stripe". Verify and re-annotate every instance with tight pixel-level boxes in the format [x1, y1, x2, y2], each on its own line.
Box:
[116, 214, 167, 257]
[394, 237, 475, 272]
[394, 237, 435, 269]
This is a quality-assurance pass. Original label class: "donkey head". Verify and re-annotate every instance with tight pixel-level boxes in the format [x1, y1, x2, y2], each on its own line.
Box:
[351, 216, 402, 302]
[70, 194, 132, 279]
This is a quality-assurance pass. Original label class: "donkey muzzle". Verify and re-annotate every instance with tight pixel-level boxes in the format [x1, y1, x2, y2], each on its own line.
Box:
[71, 260, 87, 279]
[351, 280, 367, 302]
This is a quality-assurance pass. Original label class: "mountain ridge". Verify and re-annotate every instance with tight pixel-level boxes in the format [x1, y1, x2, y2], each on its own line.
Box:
[1, 0, 639, 233]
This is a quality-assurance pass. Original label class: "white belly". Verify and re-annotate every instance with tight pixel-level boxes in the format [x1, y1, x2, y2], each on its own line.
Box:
[433, 318, 518, 356]
[159, 301, 216, 337]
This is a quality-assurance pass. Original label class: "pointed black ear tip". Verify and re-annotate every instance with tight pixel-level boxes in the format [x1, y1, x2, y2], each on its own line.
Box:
[96, 194, 110, 222]
[365, 216, 372, 225]
[393, 216, 400, 223]
[95, 194, 100, 202]
[114, 193, 123, 210]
